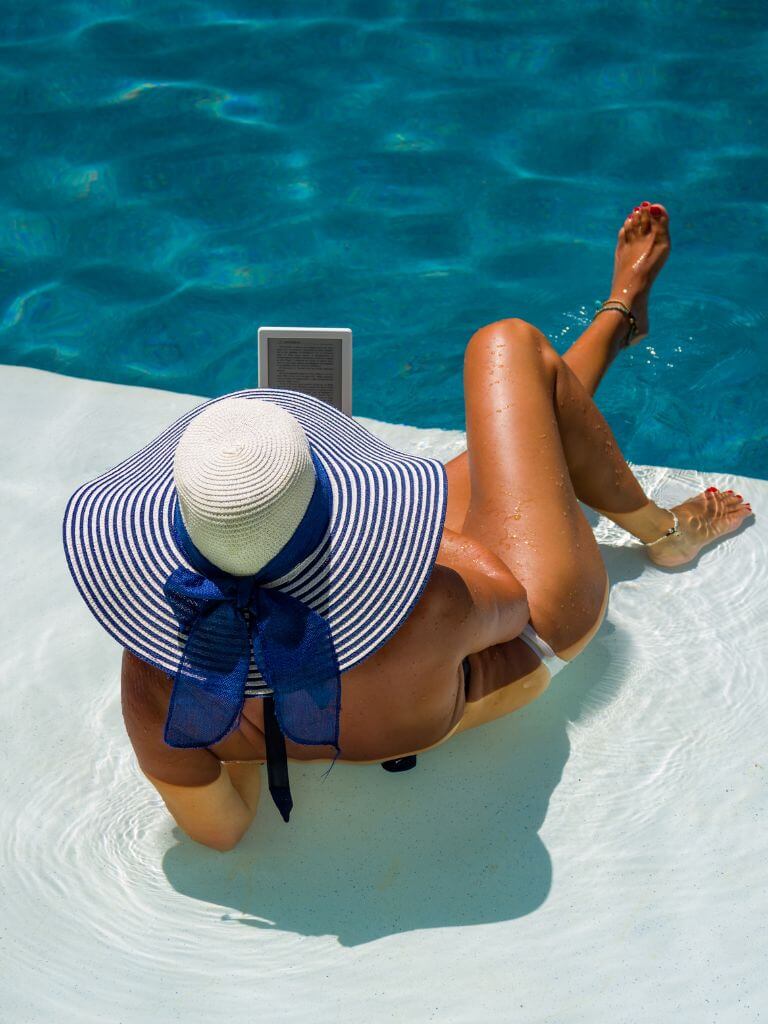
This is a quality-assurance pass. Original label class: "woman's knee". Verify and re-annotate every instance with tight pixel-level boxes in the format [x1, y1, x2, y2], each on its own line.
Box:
[534, 561, 608, 655]
[467, 317, 557, 362]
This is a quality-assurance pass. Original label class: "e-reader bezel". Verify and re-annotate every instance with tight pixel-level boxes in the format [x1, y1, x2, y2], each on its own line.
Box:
[257, 326, 353, 416]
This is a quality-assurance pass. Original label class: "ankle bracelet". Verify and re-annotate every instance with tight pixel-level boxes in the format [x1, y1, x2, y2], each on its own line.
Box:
[644, 509, 682, 546]
[593, 299, 638, 346]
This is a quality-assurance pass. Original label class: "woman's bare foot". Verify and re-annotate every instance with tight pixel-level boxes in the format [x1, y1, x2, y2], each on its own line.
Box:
[646, 488, 754, 568]
[594, 488, 754, 567]
[608, 200, 671, 346]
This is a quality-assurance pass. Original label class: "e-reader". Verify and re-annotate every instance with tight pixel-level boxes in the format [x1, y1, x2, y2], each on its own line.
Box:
[257, 327, 352, 416]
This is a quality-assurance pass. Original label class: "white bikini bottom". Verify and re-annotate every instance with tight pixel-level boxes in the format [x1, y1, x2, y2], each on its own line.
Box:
[518, 623, 569, 678]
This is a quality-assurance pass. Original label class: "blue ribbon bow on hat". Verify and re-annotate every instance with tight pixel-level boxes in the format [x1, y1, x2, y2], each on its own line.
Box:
[161, 449, 340, 822]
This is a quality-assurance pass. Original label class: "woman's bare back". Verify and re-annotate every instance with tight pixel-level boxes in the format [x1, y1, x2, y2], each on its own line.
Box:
[208, 555, 542, 765]
[122, 530, 544, 779]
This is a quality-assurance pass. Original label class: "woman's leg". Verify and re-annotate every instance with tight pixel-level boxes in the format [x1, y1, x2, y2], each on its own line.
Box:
[442, 200, 673, 536]
[459, 317, 612, 654]
[445, 202, 752, 584]
[560, 201, 672, 393]
[441, 313, 651, 534]
[456, 312, 752, 653]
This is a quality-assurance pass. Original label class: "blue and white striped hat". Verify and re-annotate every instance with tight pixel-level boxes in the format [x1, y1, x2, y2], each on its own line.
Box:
[62, 388, 447, 821]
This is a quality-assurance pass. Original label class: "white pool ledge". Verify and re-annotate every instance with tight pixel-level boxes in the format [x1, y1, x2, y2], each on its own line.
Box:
[1, 364, 766, 1023]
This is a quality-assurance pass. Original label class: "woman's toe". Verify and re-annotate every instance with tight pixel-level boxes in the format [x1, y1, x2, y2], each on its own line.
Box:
[649, 202, 670, 228]
[721, 490, 749, 510]
[729, 506, 751, 527]
[639, 203, 652, 232]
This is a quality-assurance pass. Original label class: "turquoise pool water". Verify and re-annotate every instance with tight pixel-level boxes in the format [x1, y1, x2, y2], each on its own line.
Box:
[1, 1, 765, 476]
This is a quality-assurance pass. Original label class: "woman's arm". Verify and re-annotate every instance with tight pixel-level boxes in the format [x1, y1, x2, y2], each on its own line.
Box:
[220, 761, 263, 819]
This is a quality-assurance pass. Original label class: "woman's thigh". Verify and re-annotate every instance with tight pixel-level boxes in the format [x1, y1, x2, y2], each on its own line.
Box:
[448, 317, 608, 654]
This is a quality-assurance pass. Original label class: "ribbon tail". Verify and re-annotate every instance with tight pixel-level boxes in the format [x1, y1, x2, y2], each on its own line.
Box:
[263, 694, 293, 823]
[250, 588, 342, 749]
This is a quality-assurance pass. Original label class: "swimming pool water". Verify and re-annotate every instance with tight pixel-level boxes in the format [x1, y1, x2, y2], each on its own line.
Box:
[1, 1, 765, 476]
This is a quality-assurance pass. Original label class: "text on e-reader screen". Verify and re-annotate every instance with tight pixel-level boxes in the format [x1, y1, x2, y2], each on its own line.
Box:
[267, 337, 342, 408]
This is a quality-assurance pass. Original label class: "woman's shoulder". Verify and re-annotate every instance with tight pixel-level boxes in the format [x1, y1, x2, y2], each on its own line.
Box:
[120, 649, 222, 786]
[120, 649, 173, 713]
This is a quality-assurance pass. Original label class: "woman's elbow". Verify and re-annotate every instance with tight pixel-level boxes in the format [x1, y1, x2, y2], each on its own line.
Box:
[191, 828, 248, 853]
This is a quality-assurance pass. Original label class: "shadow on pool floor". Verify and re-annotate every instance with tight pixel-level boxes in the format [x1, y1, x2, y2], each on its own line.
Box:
[159, 563, 629, 947]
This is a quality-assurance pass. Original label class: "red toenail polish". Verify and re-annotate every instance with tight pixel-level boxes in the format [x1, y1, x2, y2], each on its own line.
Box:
[641, 201, 650, 207]
[736, 494, 743, 500]
[633, 207, 640, 211]
[650, 206, 662, 218]
[706, 487, 718, 492]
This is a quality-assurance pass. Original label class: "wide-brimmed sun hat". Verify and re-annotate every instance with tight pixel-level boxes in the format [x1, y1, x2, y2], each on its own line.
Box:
[61, 388, 448, 821]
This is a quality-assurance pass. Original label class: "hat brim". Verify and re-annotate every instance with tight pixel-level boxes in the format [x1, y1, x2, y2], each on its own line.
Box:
[62, 388, 448, 695]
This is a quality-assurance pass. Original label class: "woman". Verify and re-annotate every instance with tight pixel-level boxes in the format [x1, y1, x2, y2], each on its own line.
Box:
[121, 199, 753, 849]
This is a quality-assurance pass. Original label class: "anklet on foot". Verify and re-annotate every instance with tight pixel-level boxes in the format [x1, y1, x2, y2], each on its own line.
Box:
[643, 508, 682, 546]
[593, 299, 638, 347]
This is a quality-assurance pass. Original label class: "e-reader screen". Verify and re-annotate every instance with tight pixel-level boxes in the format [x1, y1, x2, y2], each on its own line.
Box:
[267, 335, 342, 408]
[258, 327, 352, 414]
